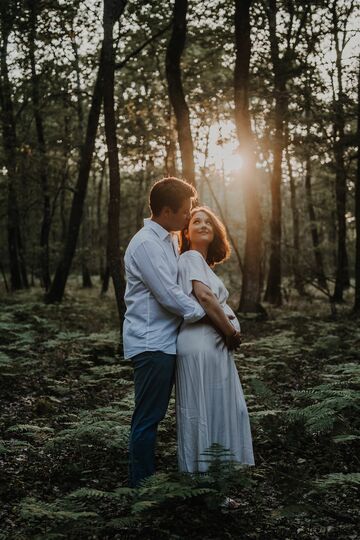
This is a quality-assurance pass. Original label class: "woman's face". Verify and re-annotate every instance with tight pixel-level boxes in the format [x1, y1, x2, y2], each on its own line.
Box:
[187, 210, 215, 247]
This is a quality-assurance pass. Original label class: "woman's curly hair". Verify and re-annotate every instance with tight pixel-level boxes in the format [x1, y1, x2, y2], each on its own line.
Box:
[180, 206, 231, 267]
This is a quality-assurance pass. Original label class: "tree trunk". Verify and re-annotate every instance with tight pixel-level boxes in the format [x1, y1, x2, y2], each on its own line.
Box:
[165, 0, 196, 186]
[28, 0, 51, 291]
[97, 157, 106, 281]
[234, 0, 264, 313]
[0, 14, 27, 290]
[264, 0, 286, 305]
[81, 206, 93, 288]
[304, 90, 327, 289]
[45, 51, 104, 303]
[305, 154, 327, 289]
[285, 142, 304, 294]
[82, 263, 93, 288]
[332, 0, 350, 301]
[103, 0, 127, 323]
[354, 56, 360, 314]
[101, 265, 110, 295]
[165, 103, 177, 177]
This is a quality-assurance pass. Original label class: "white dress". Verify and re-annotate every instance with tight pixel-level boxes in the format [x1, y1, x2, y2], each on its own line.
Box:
[176, 250, 255, 473]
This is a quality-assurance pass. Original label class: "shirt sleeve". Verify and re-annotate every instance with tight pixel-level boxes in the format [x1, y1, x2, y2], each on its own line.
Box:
[131, 240, 205, 323]
[178, 251, 212, 296]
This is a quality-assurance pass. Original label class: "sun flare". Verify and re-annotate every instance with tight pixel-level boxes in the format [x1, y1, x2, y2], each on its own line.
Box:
[197, 121, 244, 175]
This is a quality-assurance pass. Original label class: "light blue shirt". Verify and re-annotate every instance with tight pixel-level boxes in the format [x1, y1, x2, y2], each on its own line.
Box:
[123, 219, 205, 359]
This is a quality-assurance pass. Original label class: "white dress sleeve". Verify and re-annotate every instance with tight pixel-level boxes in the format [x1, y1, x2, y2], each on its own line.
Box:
[178, 250, 212, 296]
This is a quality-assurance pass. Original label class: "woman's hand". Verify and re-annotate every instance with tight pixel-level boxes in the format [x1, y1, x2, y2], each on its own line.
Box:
[226, 331, 242, 351]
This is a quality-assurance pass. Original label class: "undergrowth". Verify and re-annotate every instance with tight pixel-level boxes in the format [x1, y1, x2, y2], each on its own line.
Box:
[0, 286, 359, 539]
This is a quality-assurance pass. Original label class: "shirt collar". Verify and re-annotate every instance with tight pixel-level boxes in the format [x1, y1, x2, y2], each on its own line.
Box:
[144, 218, 171, 241]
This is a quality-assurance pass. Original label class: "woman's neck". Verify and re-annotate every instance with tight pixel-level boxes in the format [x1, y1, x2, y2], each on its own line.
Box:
[189, 244, 208, 260]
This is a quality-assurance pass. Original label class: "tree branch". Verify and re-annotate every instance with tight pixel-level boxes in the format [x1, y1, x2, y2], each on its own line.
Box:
[115, 22, 172, 70]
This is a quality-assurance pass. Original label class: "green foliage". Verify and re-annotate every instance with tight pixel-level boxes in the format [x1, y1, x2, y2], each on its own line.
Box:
[287, 383, 359, 435]
[1, 292, 359, 539]
[314, 473, 360, 490]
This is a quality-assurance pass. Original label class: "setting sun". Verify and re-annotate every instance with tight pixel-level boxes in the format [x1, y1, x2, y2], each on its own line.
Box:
[195, 121, 245, 175]
[208, 121, 244, 174]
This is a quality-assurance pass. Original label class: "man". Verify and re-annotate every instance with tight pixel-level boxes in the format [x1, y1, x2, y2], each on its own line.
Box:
[123, 177, 240, 487]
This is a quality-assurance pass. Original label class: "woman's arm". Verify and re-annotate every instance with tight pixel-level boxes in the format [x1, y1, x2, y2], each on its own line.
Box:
[192, 280, 241, 348]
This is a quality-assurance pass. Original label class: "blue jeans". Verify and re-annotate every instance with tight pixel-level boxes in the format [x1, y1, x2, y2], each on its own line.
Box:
[128, 351, 176, 487]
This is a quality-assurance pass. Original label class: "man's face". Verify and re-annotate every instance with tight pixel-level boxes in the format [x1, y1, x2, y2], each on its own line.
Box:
[168, 198, 192, 231]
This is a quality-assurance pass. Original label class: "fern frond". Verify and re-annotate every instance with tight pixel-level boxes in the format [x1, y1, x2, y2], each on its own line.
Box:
[314, 473, 360, 490]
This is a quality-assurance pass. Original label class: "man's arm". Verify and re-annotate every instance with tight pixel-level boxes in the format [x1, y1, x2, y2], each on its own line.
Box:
[132, 241, 205, 322]
[192, 280, 241, 351]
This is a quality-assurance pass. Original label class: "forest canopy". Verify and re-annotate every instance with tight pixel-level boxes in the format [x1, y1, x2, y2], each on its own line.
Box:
[0, 0, 359, 313]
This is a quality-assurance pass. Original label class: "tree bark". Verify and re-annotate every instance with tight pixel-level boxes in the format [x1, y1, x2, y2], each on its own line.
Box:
[165, 0, 196, 186]
[234, 0, 264, 313]
[103, 0, 127, 322]
[304, 89, 327, 289]
[0, 11, 27, 290]
[285, 141, 304, 294]
[45, 51, 104, 303]
[165, 103, 177, 177]
[264, 0, 286, 305]
[354, 56, 360, 314]
[28, 0, 51, 291]
[331, 0, 350, 301]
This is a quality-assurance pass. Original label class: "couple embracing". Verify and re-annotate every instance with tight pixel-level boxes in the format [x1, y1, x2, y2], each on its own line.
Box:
[123, 177, 254, 490]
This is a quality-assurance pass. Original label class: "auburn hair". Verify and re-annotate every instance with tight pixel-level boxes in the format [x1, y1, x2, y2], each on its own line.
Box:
[180, 206, 231, 267]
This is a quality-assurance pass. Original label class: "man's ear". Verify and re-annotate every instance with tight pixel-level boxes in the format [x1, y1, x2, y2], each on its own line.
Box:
[162, 206, 171, 217]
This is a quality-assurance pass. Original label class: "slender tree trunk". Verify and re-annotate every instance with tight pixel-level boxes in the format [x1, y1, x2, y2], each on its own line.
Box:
[264, 0, 286, 305]
[101, 265, 110, 295]
[305, 154, 327, 289]
[0, 262, 9, 292]
[97, 157, 106, 281]
[0, 16, 27, 290]
[234, 0, 264, 313]
[165, 103, 177, 176]
[354, 56, 360, 314]
[332, 0, 350, 301]
[81, 206, 93, 288]
[45, 51, 104, 303]
[165, 0, 196, 186]
[103, 0, 127, 322]
[28, 0, 51, 290]
[285, 142, 304, 294]
[304, 90, 327, 289]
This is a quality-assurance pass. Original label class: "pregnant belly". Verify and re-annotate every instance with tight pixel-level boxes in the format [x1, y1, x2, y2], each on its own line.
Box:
[177, 322, 225, 356]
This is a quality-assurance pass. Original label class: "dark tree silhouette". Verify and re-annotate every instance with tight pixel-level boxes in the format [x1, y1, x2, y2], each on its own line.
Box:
[0, 4, 28, 290]
[165, 0, 196, 186]
[28, 0, 52, 291]
[103, 0, 127, 322]
[234, 0, 264, 313]
[354, 56, 360, 315]
[45, 53, 105, 303]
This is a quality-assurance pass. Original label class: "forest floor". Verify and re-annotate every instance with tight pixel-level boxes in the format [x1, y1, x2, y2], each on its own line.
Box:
[0, 282, 359, 539]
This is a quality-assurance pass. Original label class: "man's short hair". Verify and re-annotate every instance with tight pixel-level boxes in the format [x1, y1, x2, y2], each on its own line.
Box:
[149, 177, 197, 216]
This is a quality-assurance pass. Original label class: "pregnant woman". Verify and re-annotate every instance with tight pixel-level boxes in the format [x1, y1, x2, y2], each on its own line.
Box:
[176, 206, 255, 476]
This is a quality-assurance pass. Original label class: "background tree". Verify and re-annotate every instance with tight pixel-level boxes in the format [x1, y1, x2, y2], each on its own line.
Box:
[166, 0, 196, 186]
[234, 0, 263, 313]
[103, 0, 127, 322]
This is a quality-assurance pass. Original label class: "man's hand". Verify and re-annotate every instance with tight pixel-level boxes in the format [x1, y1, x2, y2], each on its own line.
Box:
[225, 331, 242, 351]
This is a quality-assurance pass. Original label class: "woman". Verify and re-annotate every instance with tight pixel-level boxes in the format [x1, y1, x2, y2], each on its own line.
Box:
[176, 206, 255, 476]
